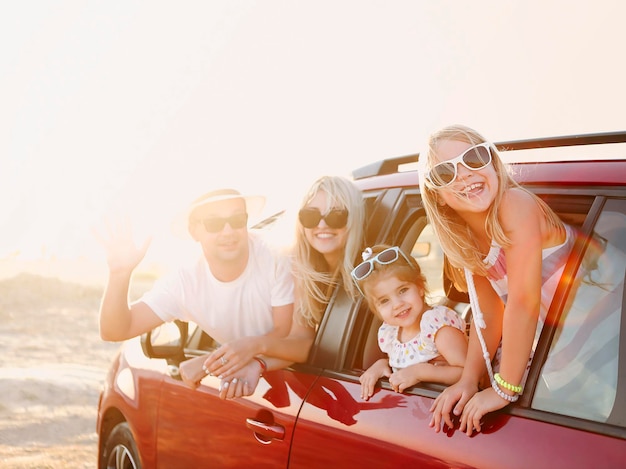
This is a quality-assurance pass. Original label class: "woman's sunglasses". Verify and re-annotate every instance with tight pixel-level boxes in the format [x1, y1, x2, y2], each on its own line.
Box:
[351, 246, 414, 287]
[200, 213, 248, 233]
[298, 207, 349, 229]
[424, 142, 493, 187]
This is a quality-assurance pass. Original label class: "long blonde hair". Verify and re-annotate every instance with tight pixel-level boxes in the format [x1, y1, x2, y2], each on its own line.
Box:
[418, 124, 563, 290]
[292, 176, 365, 328]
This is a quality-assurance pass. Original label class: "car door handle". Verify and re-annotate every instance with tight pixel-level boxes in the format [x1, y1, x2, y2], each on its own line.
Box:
[246, 418, 285, 443]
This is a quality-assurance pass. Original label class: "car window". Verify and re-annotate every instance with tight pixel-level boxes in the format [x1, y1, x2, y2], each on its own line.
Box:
[184, 321, 220, 351]
[150, 321, 184, 347]
[412, 223, 445, 302]
[533, 199, 626, 423]
[409, 221, 470, 322]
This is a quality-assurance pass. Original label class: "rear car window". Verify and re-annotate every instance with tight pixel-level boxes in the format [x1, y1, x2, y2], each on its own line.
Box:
[533, 198, 626, 423]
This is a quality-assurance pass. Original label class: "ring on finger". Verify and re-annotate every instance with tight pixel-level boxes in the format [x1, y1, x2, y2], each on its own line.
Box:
[220, 356, 228, 366]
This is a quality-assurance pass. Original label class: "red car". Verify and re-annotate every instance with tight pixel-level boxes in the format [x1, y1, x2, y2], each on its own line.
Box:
[97, 132, 626, 468]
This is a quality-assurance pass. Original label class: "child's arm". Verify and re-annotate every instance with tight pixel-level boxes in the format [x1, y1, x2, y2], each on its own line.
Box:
[436, 325, 468, 367]
[430, 277, 504, 432]
[389, 325, 468, 392]
[359, 358, 392, 401]
[497, 189, 545, 390]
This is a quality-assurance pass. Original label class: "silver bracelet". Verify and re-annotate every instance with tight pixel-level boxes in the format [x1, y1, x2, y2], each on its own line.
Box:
[491, 380, 519, 402]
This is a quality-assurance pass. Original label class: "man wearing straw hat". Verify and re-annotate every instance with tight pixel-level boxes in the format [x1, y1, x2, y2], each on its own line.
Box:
[95, 188, 294, 398]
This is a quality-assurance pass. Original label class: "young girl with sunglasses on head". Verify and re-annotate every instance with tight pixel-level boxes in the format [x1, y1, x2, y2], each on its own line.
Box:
[194, 175, 366, 398]
[353, 245, 468, 401]
[420, 124, 576, 436]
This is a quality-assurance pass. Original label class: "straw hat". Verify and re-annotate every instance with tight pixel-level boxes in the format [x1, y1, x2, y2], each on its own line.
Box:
[171, 188, 265, 239]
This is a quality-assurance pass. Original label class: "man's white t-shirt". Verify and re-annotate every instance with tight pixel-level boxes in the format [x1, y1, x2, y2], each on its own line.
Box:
[138, 232, 294, 345]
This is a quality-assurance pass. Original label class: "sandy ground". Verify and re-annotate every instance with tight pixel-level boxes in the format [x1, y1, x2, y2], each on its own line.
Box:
[0, 272, 145, 469]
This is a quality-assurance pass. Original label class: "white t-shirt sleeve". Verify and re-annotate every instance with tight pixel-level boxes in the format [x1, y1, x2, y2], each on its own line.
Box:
[378, 323, 397, 355]
[251, 232, 294, 308]
[137, 266, 194, 323]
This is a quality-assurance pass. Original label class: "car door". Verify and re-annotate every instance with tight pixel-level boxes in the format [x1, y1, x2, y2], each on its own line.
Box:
[289, 191, 626, 468]
[154, 349, 319, 468]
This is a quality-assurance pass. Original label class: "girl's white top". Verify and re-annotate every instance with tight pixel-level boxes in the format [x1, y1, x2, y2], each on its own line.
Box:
[378, 305, 466, 371]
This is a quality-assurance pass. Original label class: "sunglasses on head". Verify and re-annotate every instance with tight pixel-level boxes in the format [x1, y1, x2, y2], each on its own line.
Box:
[298, 207, 349, 229]
[200, 213, 248, 233]
[425, 142, 493, 188]
[351, 246, 415, 295]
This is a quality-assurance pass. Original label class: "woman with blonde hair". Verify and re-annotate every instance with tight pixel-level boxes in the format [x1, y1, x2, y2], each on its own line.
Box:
[292, 175, 365, 328]
[421, 124, 575, 436]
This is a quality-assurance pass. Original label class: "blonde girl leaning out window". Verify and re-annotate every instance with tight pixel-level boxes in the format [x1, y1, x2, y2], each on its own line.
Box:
[421, 125, 575, 436]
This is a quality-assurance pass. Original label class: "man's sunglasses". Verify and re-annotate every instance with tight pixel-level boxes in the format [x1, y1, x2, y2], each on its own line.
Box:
[424, 142, 493, 188]
[298, 208, 349, 229]
[200, 213, 248, 233]
[351, 246, 414, 295]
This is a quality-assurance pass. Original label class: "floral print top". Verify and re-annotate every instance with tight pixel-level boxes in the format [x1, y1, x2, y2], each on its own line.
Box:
[378, 305, 466, 371]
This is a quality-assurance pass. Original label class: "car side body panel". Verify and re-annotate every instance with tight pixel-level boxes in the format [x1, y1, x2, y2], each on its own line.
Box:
[291, 376, 626, 468]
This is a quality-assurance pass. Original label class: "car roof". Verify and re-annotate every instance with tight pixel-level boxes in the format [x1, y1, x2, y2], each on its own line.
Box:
[352, 131, 626, 191]
[354, 159, 626, 192]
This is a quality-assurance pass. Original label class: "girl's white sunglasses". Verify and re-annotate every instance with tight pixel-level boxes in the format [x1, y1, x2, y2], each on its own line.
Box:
[424, 142, 493, 187]
[350, 246, 414, 296]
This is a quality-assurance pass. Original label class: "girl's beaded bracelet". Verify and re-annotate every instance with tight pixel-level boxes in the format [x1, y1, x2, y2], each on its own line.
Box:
[491, 380, 519, 403]
[494, 373, 523, 394]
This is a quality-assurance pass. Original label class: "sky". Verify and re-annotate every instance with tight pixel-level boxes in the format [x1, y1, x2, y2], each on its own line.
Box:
[1, 1, 625, 274]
